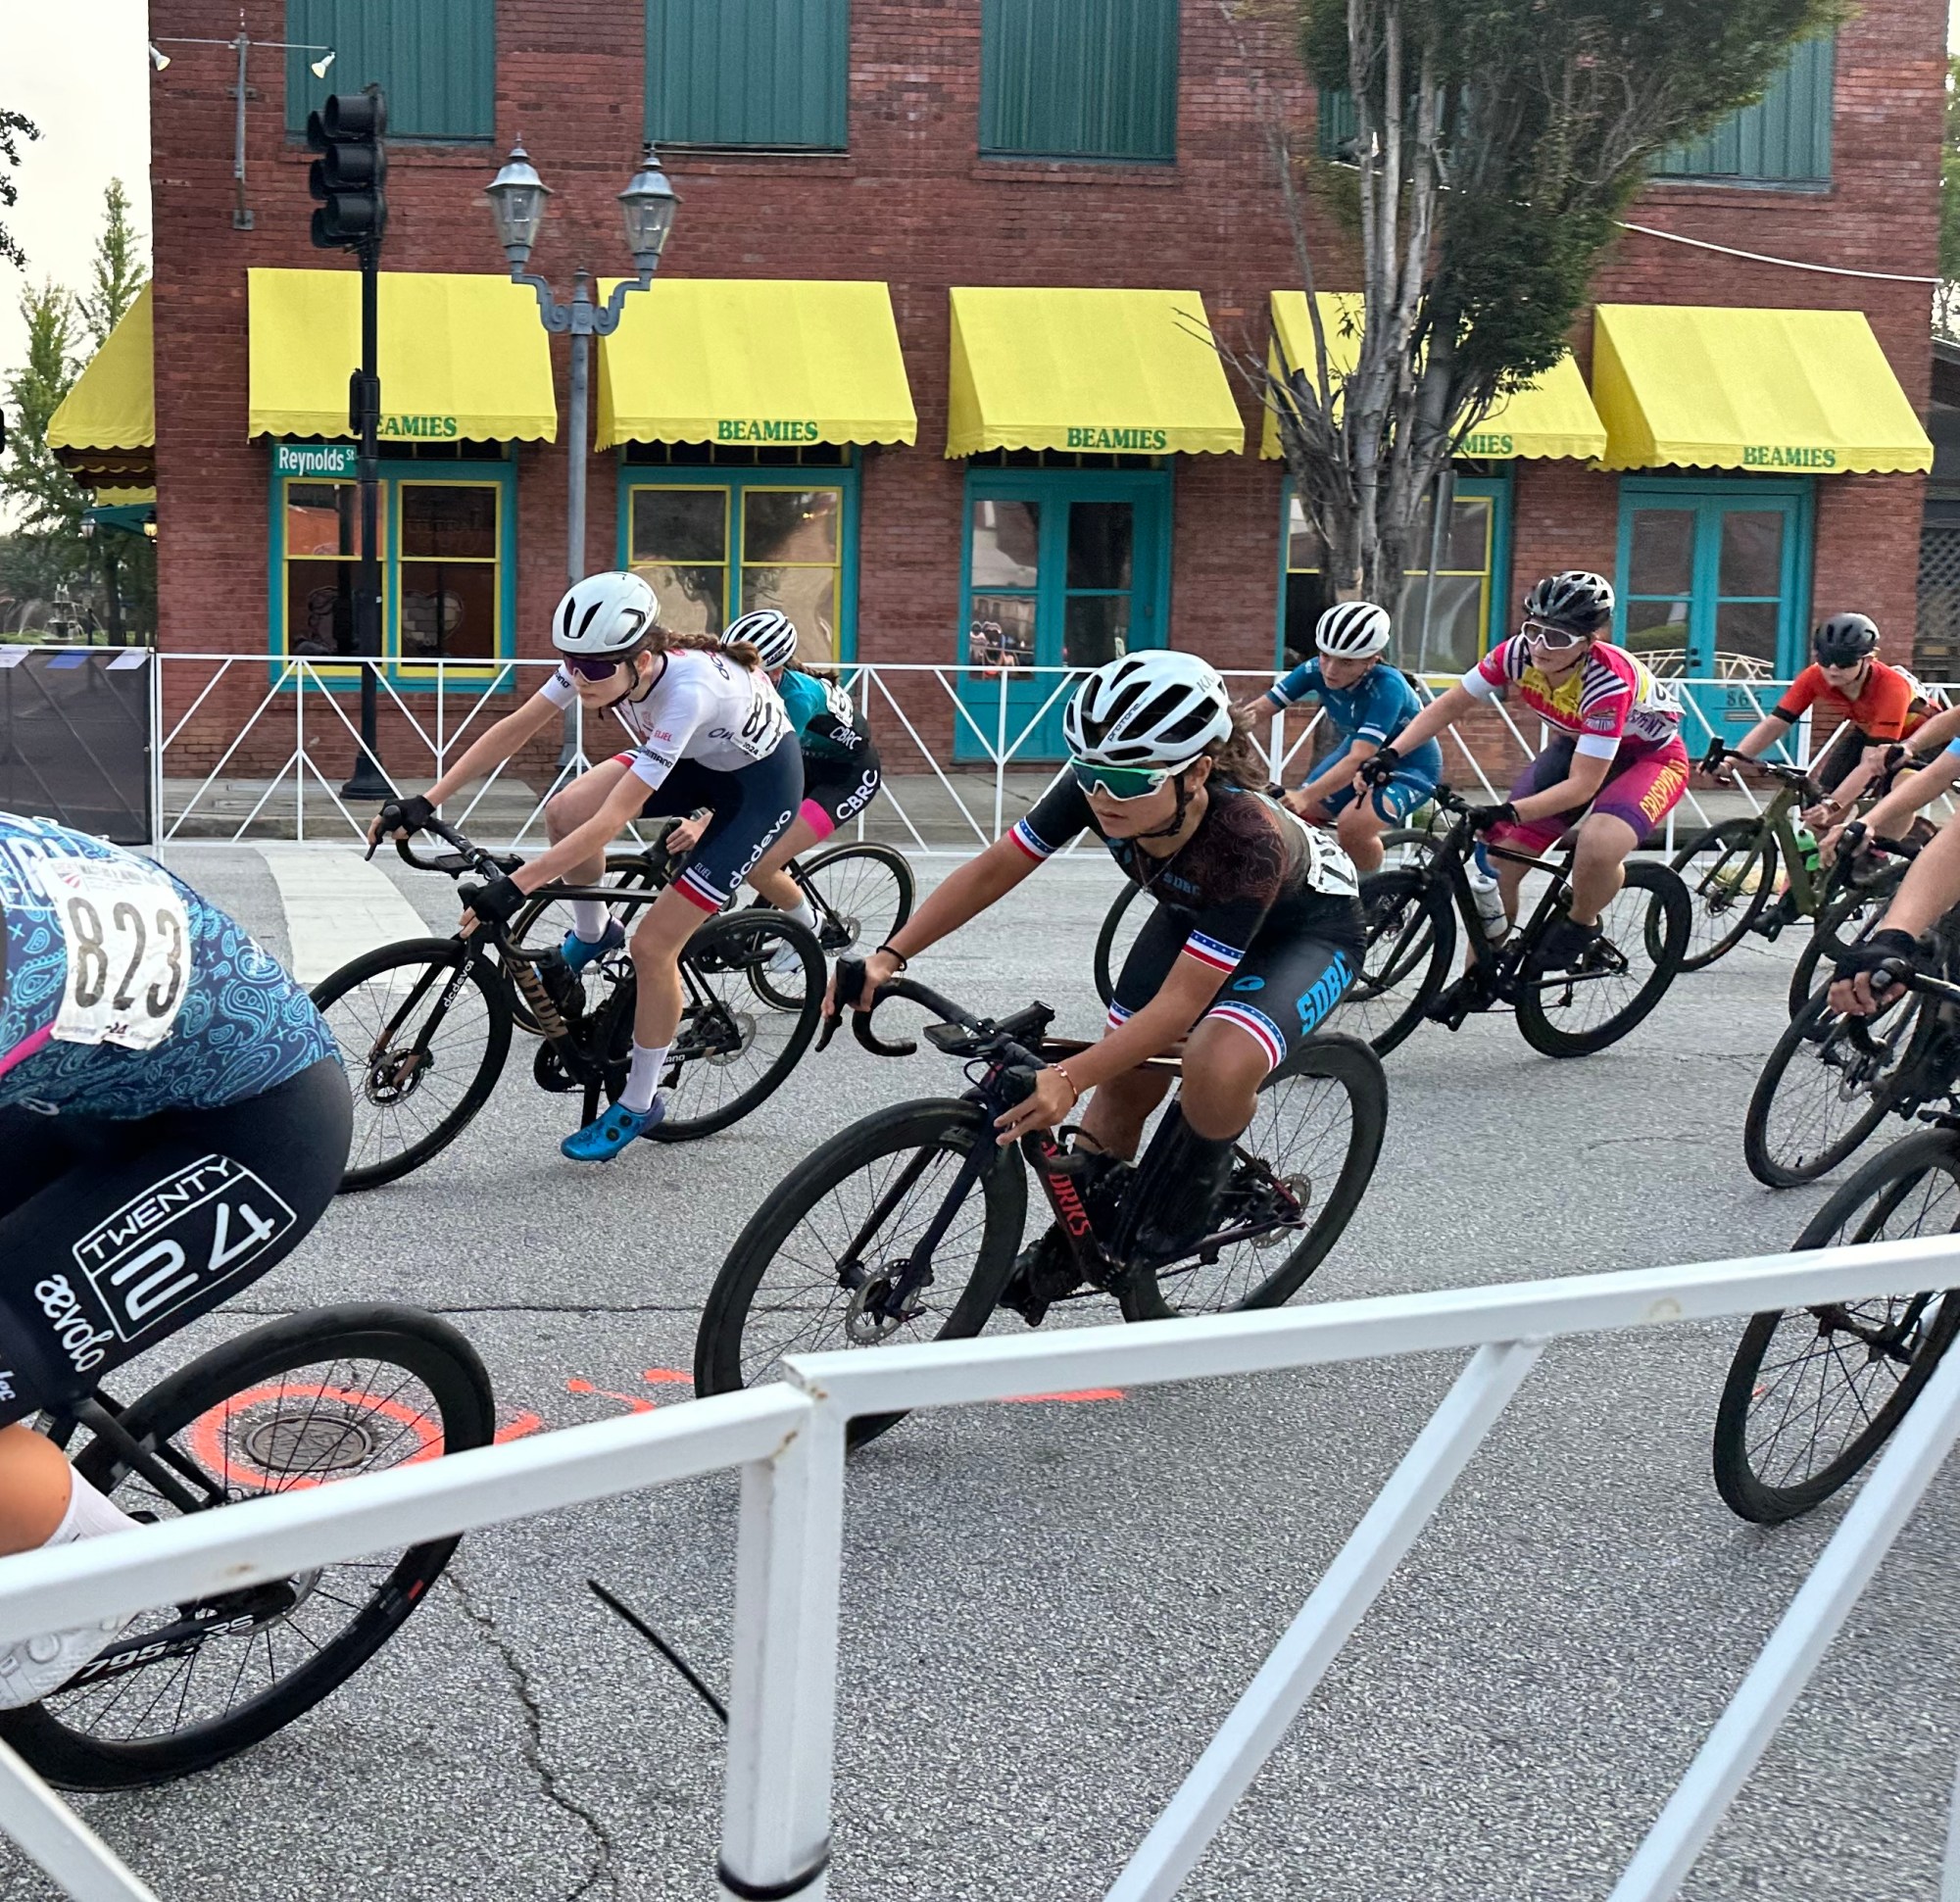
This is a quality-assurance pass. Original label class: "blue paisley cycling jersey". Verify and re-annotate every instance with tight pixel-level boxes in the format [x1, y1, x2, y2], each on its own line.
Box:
[0, 813, 336, 1118]
[1267, 658, 1444, 779]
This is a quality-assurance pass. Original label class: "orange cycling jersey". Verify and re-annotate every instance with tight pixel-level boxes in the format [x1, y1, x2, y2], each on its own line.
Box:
[1772, 659, 1926, 742]
[1465, 636, 1682, 759]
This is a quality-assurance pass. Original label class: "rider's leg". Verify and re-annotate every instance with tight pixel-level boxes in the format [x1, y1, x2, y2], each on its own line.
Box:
[0, 1428, 85, 1556]
[1074, 1058, 1173, 1159]
[620, 882, 708, 1109]
[748, 812, 822, 912]
[545, 757, 632, 943]
[1335, 799, 1388, 875]
[1566, 811, 1639, 928]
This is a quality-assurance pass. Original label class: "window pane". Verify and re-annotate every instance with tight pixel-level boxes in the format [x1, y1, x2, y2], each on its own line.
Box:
[1654, 32, 1834, 183]
[634, 563, 723, 634]
[286, 484, 357, 559]
[1407, 494, 1492, 574]
[967, 593, 1036, 668]
[1066, 503, 1134, 592]
[981, 0, 1179, 161]
[1715, 601, 1782, 676]
[286, 561, 360, 656]
[401, 486, 497, 560]
[1064, 593, 1129, 671]
[1282, 567, 1330, 667]
[632, 488, 728, 563]
[1629, 510, 1696, 599]
[742, 568, 838, 668]
[400, 562, 497, 661]
[286, 0, 495, 139]
[1719, 511, 1785, 600]
[970, 499, 1041, 588]
[647, 0, 849, 150]
[1286, 495, 1319, 573]
[1624, 598, 1692, 673]
[742, 488, 841, 565]
[1397, 574, 1485, 676]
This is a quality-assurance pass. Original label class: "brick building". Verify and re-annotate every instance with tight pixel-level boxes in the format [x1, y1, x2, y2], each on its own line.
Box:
[57, 0, 1949, 789]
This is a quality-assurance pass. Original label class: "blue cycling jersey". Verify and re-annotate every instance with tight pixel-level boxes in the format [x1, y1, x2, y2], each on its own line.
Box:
[1268, 657, 1424, 746]
[776, 669, 863, 762]
[0, 814, 337, 1118]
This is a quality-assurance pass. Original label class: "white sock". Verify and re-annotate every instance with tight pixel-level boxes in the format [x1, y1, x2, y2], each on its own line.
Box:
[47, 1471, 137, 1546]
[570, 901, 610, 944]
[785, 897, 818, 932]
[621, 1042, 670, 1113]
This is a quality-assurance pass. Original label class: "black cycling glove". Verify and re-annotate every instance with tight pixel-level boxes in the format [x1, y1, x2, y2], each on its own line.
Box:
[1833, 927, 1921, 993]
[1464, 802, 1517, 834]
[461, 874, 526, 925]
[1698, 737, 1728, 773]
[1356, 746, 1402, 789]
[378, 794, 435, 838]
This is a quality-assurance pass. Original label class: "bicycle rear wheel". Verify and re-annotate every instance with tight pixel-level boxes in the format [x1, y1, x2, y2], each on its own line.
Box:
[695, 1098, 1028, 1446]
[1119, 1034, 1388, 1321]
[0, 1305, 494, 1788]
[793, 841, 914, 959]
[1094, 880, 1149, 1009]
[1514, 862, 1689, 1058]
[1713, 1129, 1960, 1523]
[1743, 992, 1923, 1188]
[1669, 818, 1777, 972]
[1786, 869, 1902, 1018]
[312, 938, 513, 1191]
[1336, 867, 1456, 1056]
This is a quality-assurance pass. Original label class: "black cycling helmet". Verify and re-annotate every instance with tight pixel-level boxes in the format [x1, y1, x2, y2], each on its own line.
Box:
[1812, 612, 1880, 666]
[1522, 570, 1615, 637]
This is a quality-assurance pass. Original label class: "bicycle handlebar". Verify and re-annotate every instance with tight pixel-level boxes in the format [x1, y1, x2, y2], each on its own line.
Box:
[1699, 737, 1812, 792]
[819, 958, 1052, 1085]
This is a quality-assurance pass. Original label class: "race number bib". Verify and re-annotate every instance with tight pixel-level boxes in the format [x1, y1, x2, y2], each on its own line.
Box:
[33, 857, 192, 1050]
[1283, 808, 1359, 899]
[820, 677, 857, 727]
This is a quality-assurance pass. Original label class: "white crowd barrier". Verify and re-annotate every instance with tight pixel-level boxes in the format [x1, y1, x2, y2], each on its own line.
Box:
[3, 1238, 1960, 1898]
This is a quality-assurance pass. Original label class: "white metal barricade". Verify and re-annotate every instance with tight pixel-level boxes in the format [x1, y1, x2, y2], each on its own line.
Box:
[4, 1239, 1960, 1898]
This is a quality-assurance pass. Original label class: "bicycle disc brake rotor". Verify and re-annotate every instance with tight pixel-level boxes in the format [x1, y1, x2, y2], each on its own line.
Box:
[844, 1267, 923, 1342]
[680, 1001, 756, 1065]
[363, 1045, 431, 1104]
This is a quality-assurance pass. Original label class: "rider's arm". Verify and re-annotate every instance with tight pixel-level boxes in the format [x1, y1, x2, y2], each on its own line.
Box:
[1382, 681, 1475, 758]
[860, 833, 1042, 974]
[1854, 749, 1960, 840]
[1873, 808, 1960, 940]
[1725, 709, 1792, 763]
[1241, 658, 1315, 718]
[1298, 736, 1376, 805]
[499, 768, 652, 898]
[1903, 704, 1960, 758]
[1045, 952, 1227, 1096]
[376, 685, 562, 836]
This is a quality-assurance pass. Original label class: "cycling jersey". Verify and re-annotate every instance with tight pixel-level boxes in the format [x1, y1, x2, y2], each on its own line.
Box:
[539, 649, 791, 789]
[776, 669, 869, 765]
[1011, 779, 1361, 979]
[1773, 659, 1923, 743]
[1465, 637, 1681, 760]
[0, 814, 336, 1118]
[1268, 657, 1430, 751]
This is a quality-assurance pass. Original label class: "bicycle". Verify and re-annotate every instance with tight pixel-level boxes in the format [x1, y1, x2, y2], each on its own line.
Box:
[1334, 786, 1690, 1058]
[0, 1302, 492, 1787]
[311, 815, 825, 1190]
[695, 959, 1388, 1446]
[1741, 835, 1955, 1189]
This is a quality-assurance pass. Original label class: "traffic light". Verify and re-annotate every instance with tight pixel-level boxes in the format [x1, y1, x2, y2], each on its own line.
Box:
[308, 87, 387, 250]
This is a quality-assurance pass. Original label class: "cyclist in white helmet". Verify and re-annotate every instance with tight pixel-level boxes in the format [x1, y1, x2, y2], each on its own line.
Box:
[370, 570, 800, 1162]
[832, 649, 1363, 1324]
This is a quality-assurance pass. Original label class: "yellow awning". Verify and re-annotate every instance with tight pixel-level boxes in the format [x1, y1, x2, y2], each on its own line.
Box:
[596, 279, 916, 451]
[247, 269, 557, 442]
[48, 284, 155, 486]
[1262, 291, 1606, 461]
[1592, 304, 1933, 474]
[947, 287, 1244, 459]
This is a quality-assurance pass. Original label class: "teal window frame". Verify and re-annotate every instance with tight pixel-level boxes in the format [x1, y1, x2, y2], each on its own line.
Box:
[284, 0, 496, 142]
[979, 0, 1179, 163]
[645, 0, 851, 151]
[265, 451, 517, 688]
[615, 456, 862, 662]
[1275, 472, 1512, 674]
[1653, 33, 1834, 184]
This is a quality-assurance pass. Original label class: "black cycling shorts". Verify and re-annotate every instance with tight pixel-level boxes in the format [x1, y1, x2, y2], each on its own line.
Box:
[801, 743, 883, 840]
[0, 1056, 352, 1427]
[1108, 902, 1363, 1076]
[619, 746, 804, 913]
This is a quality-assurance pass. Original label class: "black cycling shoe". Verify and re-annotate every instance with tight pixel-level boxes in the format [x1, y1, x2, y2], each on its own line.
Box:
[1534, 916, 1604, 973]
[997, 1226, 1085, 1327]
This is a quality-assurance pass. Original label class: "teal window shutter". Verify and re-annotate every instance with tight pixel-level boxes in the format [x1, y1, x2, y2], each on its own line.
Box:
[647, 0, 850, 150]
[981, 0, 1179, 162]
[1655, 33, 1835, 183]
[285, 0, 495, 141]
[1316, 87, 1356, 162]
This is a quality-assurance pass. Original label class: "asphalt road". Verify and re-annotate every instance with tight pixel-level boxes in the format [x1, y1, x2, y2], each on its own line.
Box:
[3, 847, 1955, 1902]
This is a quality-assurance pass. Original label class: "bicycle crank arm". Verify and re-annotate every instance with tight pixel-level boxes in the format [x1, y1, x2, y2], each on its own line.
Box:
[64, 1582, 302, 1689]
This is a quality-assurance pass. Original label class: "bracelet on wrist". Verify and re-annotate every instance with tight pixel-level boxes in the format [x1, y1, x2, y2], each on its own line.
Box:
[875, 943, 909, 970]
[1052, 1061, 1081, 1106]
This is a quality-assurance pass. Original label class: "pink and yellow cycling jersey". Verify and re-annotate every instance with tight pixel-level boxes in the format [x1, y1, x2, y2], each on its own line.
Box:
[1464, 636, 1682, 760]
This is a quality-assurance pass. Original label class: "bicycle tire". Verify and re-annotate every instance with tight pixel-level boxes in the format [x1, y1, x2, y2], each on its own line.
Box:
[1669, 818, 1777, 972]
[653, 912, 824, 1143]
[1118, 1033, 1389, 1321]
[1093, 880, 1149, 1010]
[1514, 862, 1689, 1059]
[695, 1097, 1028, 1447]
[1712, 1129, 1960, 1523]
[0, 1305, 494, 1788]
[1338, 866, 1456, 1057]
[794, 840, 915, 958]
[312, 938, 513, 1192]
[1786, 871, 1901, 1018]
[1742, 992, 1927, 1188]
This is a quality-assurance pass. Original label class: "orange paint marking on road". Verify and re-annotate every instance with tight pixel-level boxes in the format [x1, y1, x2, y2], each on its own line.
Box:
[566, 1378, 656, 1415]
[494, 1411, 546, 1442]
[1001, 1389, 1125, 1404]
[642, 1369, 693, 1386]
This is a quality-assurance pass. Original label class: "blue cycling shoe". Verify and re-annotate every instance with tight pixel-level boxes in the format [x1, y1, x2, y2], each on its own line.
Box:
[561, 1096, 666, 1162]
[560, 919, 625, 976]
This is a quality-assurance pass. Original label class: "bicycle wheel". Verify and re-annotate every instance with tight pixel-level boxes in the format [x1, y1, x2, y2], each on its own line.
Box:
[1743, 992, 1926, 1188]
[1119, 1034, 1389, 1321]
[1786, 870, 1901, 1018]
[0, 1305, 494, 1789]
[653, 912, 824, 1142]
[695, 1098, 1028, 1446]
[1335, 867, 1456, 1056]
[793, 841, 914, 959]
[1713, 1129, 1960, 1523]
[1094, 880, 1149, 1009]
[1514, 862, 1689, 1058]
[312, 938, 513, 1191]
[509, 853, 665, 1036]
[1669, 819, 1777, 972]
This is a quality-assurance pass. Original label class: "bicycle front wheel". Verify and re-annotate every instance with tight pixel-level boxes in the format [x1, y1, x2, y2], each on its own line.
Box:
[1742, 992, 1923, 1188]
[312, 938, 513, 1191]
[1786, 870, 1901, 1018]
[695, 1098, 1028, 1446]
[1514, 862, 1689, 1058]
[1713, 1129, 1960, 1523]
[0, 1305, 494, 1788]
[1669, 818, 1777, 972]
[1119, 1034, 1389, 1321]
[794, 841, 914, 958]
[1336, 867, 1455, 1056]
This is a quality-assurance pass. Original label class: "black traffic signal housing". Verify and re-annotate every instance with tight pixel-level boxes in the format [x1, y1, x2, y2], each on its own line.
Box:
[308, 87, 387, 251]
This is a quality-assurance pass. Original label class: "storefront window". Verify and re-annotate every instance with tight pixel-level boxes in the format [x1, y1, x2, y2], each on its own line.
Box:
[740, 489, 844, 664]
[284, 482, 384, 658]
[630, 487, 730, 637]
[399, 484, 500, 662]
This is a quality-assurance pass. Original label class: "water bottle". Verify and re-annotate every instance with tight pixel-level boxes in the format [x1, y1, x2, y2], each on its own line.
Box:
[1468, 842, 1508, 940]
[1794, 827, 1822, 879]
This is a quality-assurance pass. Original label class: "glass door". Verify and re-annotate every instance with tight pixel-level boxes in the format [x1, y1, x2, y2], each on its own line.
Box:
[956, 469, 1169, 761]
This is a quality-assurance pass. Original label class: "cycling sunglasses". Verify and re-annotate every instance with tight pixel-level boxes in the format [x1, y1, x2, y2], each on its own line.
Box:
[561, 650, 638, 682]
[1068, 757, 1179, 802]
[1520, 617, 1589, 652]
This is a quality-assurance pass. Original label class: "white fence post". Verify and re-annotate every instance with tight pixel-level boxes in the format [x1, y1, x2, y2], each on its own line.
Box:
[718, 1397, 848, 1901]
[0, 1737, 158, 1900]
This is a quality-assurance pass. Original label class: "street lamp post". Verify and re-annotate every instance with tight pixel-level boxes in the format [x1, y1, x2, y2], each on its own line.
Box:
[486, 143, 678, 773]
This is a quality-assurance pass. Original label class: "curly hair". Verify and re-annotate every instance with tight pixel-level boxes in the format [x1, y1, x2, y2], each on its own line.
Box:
[1200, 707, 1271, 791]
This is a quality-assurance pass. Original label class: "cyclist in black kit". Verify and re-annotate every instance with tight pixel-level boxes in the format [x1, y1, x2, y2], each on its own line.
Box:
[831, 650, 1363, 1315]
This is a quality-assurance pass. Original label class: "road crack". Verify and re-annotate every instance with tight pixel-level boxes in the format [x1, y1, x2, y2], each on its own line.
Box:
[447, 1564, 621, 1901]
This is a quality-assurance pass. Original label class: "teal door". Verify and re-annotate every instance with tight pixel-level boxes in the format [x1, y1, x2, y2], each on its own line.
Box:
[956, 468, 1171, 761]
[1616, 480, 1811, 756]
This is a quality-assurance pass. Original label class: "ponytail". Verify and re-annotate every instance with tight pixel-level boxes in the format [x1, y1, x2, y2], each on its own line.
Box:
[645, 623, 762, 671]
[1202, 707, 1270, 791]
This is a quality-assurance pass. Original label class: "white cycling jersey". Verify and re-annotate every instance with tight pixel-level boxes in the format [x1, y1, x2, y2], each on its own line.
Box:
[539, 649, 791, 789]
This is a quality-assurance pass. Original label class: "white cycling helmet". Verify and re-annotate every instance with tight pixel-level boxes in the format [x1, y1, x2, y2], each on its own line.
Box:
[1063, 650, 1234, 768]
[723, 609, 798, 671]
[1316, 600, 1393, 659]
[552, 570, 658, 656]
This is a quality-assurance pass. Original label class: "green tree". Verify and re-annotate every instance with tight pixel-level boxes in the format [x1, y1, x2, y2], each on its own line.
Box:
[1251, 0, 1845, 610]
[0, 107, 37, 272]
[1937, 58, 1960, 340]
[79, 178, 147, 348]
